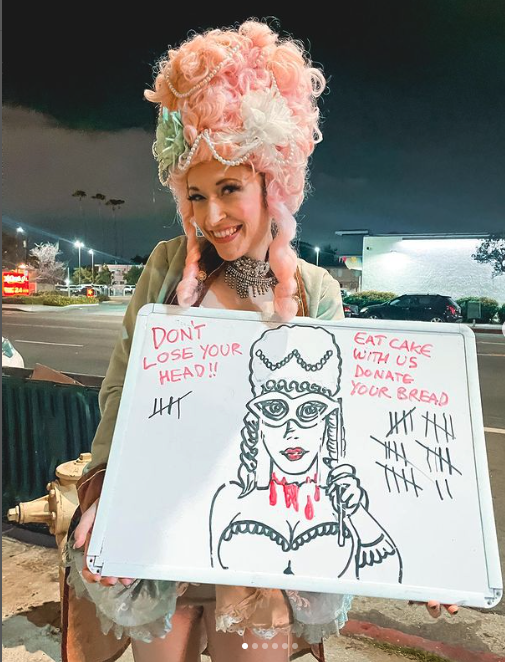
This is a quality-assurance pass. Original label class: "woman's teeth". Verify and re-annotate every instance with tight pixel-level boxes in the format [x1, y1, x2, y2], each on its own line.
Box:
[213, 226, 239, 238]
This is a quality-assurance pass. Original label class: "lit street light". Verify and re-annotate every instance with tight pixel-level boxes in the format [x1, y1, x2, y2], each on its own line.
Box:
[314, 246, 320, 267]
[16, 226, 28, 263]
[88, 249, 95, 283]
[74, 240, 84, 286]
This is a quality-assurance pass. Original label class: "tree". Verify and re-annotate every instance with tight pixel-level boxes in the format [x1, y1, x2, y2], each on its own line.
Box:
[95, 264, 112, 285]
[91, 193, 107, 248]
[29, 242, 66, 284]
[472, 235, 505, 277]
[72, 267, 94, 285]
[72, 190, 87, 242]
[125, 265, 144, 286]
[319, 243, 339, 267]
[131, 253, 149, 264]
[106, 198, 125, 256]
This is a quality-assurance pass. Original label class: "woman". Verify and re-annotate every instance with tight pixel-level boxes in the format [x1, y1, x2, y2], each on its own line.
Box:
[63, 19, 456, 662]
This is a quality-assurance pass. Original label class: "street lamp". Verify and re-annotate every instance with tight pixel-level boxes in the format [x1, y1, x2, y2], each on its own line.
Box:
[88, 249, 95, 283]
[74, 241, 84, 286]
[314, 246, 320, 267]
[16, 226, 28, 262]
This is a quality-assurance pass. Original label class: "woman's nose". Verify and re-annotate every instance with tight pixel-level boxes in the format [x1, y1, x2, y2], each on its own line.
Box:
[283, 419, 300, 437]
[206, 199, 226, 227]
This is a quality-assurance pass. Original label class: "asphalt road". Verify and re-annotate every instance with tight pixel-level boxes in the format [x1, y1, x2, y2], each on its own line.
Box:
[3, 304, 505, 431]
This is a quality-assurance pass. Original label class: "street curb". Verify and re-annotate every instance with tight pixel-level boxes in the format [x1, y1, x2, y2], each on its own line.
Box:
[342, 619, 504, 662]
[2, 304, 100, 312]
[468, 326, 503, 335]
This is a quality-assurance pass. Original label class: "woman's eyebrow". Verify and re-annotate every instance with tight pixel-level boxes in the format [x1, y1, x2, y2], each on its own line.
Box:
[187, 177, 242, 192]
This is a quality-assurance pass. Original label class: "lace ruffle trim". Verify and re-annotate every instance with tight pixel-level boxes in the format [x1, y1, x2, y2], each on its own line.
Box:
[65, 539, 353, 645]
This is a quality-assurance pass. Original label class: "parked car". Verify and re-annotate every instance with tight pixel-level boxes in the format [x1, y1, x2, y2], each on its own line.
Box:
[71, 285, 100, 297]
[2, 337, 24, 368]
[123, 285, 136, 295]
[343, 303, 359, 318]
[358, 294, 463, 323]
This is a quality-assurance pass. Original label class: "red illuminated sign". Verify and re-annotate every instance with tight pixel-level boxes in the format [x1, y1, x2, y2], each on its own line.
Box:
[86, 288, 94, 298]
[2, 271, 29, 296]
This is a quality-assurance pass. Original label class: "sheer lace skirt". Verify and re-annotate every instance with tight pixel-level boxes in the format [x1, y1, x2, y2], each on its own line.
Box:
[65, 536, 352, 645]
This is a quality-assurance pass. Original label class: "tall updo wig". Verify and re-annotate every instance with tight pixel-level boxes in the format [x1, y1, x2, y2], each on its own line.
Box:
[144, 19, 326, 320]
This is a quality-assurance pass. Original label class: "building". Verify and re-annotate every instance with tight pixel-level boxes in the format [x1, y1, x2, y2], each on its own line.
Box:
[361, 234, 505, 302]
[98, 264, 132, 295]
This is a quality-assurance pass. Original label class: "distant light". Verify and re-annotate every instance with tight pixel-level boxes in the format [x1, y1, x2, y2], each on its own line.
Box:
[16, 226, 25, 234]
[315, 246, 320, 253]
[74, 240, 84, 248]
[18, 263, 28, 270]
[65, 278, 70, 286]
[88, 249, 94, 255]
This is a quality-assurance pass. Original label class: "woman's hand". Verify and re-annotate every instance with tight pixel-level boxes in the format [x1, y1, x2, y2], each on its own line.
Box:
[409, 600, 459, 617]
[73, 499, 134, 587]
[326, 463, 368, 516]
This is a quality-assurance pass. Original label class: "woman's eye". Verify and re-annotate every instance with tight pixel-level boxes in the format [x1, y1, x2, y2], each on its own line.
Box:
[222, 184, 241, 195]
[256, 399, 289, 421]
[297, 401, 327, 422]
[187, 194, 203, 202]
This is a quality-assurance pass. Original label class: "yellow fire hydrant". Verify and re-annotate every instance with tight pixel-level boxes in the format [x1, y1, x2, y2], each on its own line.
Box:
[7, 452, 92, 601]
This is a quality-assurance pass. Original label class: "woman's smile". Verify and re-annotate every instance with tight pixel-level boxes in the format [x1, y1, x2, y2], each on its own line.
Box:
[211, 225, 242, 242]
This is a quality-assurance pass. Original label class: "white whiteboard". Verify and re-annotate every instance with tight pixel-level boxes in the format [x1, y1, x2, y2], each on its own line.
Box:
[87, 305, 502, 608]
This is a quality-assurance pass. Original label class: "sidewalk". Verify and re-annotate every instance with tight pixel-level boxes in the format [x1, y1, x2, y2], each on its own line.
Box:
[2, 534, 504, 662]
[2, 303, 99, 312]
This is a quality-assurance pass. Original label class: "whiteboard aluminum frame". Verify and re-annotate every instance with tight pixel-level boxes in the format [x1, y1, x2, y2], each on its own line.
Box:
[87, 305, 503, 608]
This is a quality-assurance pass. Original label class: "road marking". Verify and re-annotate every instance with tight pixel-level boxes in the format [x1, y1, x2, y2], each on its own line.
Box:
[4, 323, 119, 330]
[478, 342, 505, 345]
[15, 340, 84, 347]
[484, 427, 505, 435]
[477, 353, 505, 357]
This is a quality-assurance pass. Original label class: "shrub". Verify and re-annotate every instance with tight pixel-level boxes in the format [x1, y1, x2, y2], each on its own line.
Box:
[497, 304, 505, 324]
[456, 297, 499, 323]
[97, 294, 110, 302]
[343, 291, 397, 310]
[2, 294, 97, 306]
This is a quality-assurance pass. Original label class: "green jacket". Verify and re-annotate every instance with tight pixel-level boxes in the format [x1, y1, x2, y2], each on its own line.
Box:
[88, 236, 343, 470]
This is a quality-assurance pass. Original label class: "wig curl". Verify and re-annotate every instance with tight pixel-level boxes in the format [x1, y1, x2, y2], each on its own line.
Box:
[144, 19, 326, 320]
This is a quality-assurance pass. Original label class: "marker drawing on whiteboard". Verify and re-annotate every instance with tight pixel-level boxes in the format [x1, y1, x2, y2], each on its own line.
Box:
[386, 408, 416, 437]
[415, 441, 461, 476]
[148, 392, 192, 420]
[422, 411, 455, 443]
[209, 325, 403, 583]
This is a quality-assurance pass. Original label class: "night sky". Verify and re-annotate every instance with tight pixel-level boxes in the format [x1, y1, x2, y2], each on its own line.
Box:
[3, 2, 505, 266]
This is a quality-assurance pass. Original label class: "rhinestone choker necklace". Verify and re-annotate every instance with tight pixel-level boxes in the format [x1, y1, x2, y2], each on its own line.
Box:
[224, 256, 278, 298]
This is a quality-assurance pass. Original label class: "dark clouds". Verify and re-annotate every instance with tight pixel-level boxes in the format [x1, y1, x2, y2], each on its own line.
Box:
[3, 3, 505, 262]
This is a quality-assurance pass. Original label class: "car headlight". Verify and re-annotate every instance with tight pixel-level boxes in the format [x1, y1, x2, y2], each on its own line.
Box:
[360, 307, 368, 314]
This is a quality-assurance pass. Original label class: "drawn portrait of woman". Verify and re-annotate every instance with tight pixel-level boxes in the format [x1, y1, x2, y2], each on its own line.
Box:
[210, 324, 403, 584]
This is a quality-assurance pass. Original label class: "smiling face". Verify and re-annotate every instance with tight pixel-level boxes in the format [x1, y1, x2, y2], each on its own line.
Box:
[248, 392, 336, 476]
[186, 160, 272, 261]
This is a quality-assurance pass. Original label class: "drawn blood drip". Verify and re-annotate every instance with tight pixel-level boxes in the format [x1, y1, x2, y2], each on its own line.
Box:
[270, 473, 319, 520]
[305, 494, 314, 520]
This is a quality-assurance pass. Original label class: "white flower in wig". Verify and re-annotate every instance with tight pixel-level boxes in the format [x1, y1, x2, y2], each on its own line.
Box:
[241, 89, 296, 147]
[213, 87, 297, 161]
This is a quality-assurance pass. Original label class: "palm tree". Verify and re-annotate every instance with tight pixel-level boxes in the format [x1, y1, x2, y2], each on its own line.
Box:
[72, 190, 87, 243]
[106, 199, 125, 258]
[91, 193, 107, 251]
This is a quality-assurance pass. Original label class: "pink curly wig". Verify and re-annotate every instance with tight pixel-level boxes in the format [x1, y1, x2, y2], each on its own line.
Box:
[144, 19, 326, 320]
